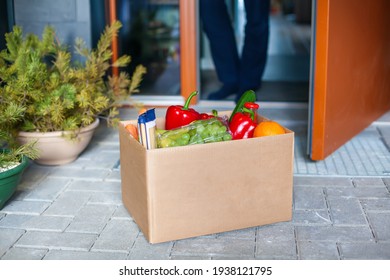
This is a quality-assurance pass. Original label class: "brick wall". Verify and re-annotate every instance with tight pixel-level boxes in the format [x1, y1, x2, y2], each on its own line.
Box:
[13, 0, 91, 49]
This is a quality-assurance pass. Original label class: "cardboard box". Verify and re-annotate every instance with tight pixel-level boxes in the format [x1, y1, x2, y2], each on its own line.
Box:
[119, 113, 294, 244]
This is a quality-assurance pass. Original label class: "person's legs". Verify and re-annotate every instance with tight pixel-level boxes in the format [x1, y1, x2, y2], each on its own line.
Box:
[199, 0, 240, 99]
[235, 0, 270, 102]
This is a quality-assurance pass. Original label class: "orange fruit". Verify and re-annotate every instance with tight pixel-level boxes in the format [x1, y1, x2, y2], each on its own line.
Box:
[253, 121, 285, 137]
[125, 124, 139, 141]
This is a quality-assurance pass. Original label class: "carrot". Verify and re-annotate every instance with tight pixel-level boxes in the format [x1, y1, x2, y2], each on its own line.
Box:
[125, 124, 139, 141]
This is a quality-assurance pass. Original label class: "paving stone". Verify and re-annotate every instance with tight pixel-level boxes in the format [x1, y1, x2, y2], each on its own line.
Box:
[128, 236, 173, 260]
[297, 241, 339, 260]
[292, 209, 332, 225]
[93, 127, 119, 144]
[328, 153, 348, 175]
[172, 237, 255, 259]
[66, 180, 93, 191]
[378, 126, 390, 155]
[56, 158, 92, 169]
[170, 255, 212, 260]
[361, 199, 390, 212]
[353, 178, 386, 188]
[255, 224, 297, 260]
[342, 142, 368, 175]
[43, 191, 91, 216]
[24, 177, 70, 201]
[77, 142, 100, 160]
[66, 204, 116, 234]
[105, 170, 121, 181]
[366, 212, 390, 241]
[0, 200, 51, 215]
[0, 214, 72, 232]
[112, 205, 132, 219]
[43, 250, 127, 260]
[12, 189, 34, 201]
[256, 240, 297, 260]
[1, 247, 47, 260]
[326, 196, 367, 225]
[293, 177, 353, 187]
[96, 143, 120, 151]
[90, 151, 120, 169]
[326, 186, 390, 198]
[0, 228, 25, 257]
[217, 227, 256, 240]
[316, 154, 338, 175]
[212, 255, 256, 260]
[67, 180, 121, 192]
[339, 242, 390, 259]
[294, 186, 327, 210]
[256, 224, 296, 243]
[89, 191, 122, 205]
[48, 168, 110, 180]
[351, 135, 389, 176]
[15, 231, 97, 251]
[91, 219, 139, 252]
[381, 177, 390, 188]
[4, 112, 390, 261]
[295, 225, 374, 242]
[17, 164, 51, 190]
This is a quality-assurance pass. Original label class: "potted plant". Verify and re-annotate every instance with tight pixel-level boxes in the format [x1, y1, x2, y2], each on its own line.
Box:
[0, 21, 146, 165]
[0, 144, 38, 209]
[0, 103, 38, 209]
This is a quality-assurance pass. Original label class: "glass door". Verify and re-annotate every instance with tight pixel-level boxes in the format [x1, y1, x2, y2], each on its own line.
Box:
[91, 0, 198, 105]
[117, 0, 181, 96]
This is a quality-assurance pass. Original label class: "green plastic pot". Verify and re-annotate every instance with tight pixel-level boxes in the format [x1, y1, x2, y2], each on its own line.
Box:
[0, 155, 28, 209]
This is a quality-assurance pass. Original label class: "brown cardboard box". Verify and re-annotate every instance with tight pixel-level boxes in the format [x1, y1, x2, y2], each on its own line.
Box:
[119, 113, 294, 244]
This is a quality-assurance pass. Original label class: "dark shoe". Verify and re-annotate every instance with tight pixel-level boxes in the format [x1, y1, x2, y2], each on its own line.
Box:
[207, 84, 238, 100]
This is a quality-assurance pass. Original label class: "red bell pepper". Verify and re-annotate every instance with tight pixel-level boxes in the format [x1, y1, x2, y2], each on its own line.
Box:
[165, 91, 200, 130]
[229, 106, 257, 140]
[199, 109, 218, 120]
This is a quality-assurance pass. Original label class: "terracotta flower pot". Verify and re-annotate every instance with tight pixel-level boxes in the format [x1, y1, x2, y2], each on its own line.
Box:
[0, 155, 28, 209]
[17, 118, 100, 166]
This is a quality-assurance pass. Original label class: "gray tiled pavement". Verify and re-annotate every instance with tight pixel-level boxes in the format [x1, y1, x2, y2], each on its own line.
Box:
[1, 106, 390, 260]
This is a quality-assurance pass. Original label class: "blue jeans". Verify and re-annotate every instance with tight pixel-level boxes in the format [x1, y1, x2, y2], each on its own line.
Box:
[200, 0, 270, 93]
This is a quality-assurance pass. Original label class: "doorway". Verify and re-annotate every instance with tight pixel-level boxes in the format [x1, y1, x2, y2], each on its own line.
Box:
[199, 0, 311, 102]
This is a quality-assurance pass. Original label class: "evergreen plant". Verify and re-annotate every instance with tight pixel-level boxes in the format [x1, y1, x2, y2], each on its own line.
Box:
[0, 21, 146, 136]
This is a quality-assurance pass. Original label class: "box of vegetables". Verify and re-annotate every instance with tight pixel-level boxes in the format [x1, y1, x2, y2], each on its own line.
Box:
[119, 91, 294, 244]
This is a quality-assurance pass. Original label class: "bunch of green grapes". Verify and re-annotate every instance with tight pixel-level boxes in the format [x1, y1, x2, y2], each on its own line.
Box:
[157, 118, 232, 148]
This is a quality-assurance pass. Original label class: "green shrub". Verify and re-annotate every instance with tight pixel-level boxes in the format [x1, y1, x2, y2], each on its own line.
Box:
[0, 21, 146, 134]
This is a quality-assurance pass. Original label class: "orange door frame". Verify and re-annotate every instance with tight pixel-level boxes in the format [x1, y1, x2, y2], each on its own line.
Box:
[179, 0, 198, 104]
[108, 0, 119, 77]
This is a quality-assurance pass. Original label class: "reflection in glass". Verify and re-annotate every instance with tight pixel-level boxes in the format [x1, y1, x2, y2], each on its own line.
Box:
[117, 0, 180, 96]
